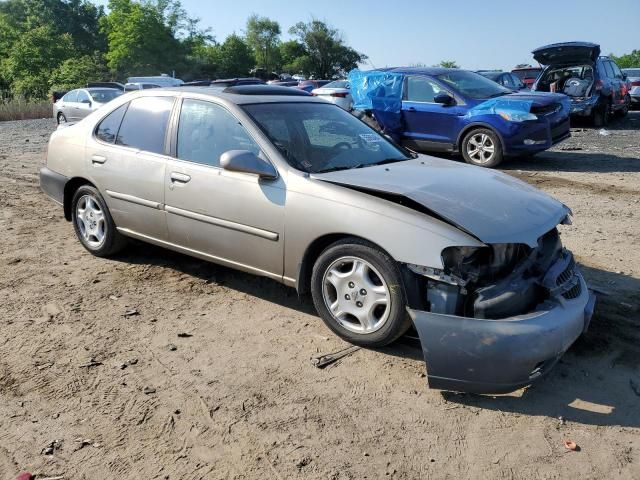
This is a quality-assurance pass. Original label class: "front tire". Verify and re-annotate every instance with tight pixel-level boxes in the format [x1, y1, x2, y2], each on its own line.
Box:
[461, 128, 503, 168]
[310, 238, 410, 347]
[57, 112, 67, 124]
[71, 185, 126, 257]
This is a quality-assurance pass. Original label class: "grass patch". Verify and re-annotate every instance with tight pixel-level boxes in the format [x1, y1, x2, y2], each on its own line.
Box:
[0, 97, 52, 122]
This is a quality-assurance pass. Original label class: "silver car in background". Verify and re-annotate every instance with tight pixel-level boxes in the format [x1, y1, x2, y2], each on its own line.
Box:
[53, 87, 122, 124]
[40, 85, 595, 394]
[622, 68, 640, 108]
[311, 80, 352, 110]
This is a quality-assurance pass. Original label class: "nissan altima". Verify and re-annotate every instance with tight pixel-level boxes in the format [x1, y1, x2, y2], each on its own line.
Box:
[40, 85, 595, 394]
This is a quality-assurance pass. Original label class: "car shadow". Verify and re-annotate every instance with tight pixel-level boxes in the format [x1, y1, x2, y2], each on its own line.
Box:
[503, 151, 640, 174]
[114, 242, 640, 428]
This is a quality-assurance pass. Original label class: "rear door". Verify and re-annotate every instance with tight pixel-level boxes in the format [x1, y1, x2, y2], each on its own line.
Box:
[61, 90, 79, 121]
[609, 61, 627, 108]
[401, 75, 464, 149]
[86, 96, 175, 241]
[163, 98, 285, 278]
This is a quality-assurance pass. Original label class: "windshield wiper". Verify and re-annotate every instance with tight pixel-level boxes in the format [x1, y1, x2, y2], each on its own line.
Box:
[318, 157, 409, 173]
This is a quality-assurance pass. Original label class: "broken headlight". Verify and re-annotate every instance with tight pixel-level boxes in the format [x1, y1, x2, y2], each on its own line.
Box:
[441, 244, 529, 286]
[496, 109, 537, 122]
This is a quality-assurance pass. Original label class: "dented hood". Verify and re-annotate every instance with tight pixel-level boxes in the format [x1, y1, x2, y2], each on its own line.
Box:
[312, 156, 570, 247]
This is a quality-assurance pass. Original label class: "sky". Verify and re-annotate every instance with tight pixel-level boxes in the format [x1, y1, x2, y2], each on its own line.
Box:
[93, 0, 639, 71]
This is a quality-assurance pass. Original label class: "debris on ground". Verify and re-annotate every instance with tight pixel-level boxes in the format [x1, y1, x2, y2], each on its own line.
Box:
[167, 344, 177, 351]
[15, 472, 33, 480]
[564, 440, 579, 451]
[143, 386, 156, 395]
[78, 358, 102, 368]
[312, 346, 361, 369]
[598, 129, 610, 136]
[123, 309, 140, 317]
[41, 439, 63, 455]
[177, 332, 193, 338]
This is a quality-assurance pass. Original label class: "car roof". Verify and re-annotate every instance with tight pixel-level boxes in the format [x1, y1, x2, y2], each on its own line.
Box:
[85, 87, 120, 91]
[154, 85, 325, 105]
[382, 67, 460, 76]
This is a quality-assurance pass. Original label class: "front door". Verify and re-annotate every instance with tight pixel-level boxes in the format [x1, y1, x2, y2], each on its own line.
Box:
[164, 98, 285, 279]
[86, 96, 175, 241]
[401, 75, 463, 149]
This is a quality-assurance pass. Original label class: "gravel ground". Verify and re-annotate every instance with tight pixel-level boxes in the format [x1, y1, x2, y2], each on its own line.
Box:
[0, 114, 639, 480]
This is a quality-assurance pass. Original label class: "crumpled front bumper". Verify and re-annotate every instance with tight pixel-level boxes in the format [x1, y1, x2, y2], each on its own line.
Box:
[409, 269, 595, 394]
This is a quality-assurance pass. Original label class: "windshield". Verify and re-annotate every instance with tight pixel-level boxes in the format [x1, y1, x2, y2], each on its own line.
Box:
[437, 70, 511, 99]
[90, 89, 122, 103]
[323, 80, 349, 89]
[242, 102, 411, 173]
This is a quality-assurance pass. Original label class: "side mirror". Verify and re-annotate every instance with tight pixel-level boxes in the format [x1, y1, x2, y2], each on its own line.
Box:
[220, 150, 277, 179]
[82, 99, 92, 106]
[434, 92, 455, 106]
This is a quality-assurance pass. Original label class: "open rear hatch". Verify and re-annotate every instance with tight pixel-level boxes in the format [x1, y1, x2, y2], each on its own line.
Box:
[533, 42, 600, 65]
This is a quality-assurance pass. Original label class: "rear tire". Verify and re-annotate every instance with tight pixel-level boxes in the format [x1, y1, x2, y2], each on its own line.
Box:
[57, 112, 67, 124]
[616, 95, 630, 117]
[310, 238, 410, 347]
[461, 128, 503, 168]
[71, 185, 126, 257]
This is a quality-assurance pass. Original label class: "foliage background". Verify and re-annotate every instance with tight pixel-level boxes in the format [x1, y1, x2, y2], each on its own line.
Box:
[0, 0, 366, 99]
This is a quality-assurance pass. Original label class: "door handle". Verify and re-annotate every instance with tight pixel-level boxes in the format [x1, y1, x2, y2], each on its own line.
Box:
[407, 107, 416, 111]
[170, 172, 191, 183]
[91, 154, 106, 164]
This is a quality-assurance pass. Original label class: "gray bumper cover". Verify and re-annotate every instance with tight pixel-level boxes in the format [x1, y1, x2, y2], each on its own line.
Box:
[40, 167, 68, 205]
[409, 272, 595, 394]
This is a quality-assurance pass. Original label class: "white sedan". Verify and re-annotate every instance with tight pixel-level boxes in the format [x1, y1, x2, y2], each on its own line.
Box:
[311, 80, 352, 110]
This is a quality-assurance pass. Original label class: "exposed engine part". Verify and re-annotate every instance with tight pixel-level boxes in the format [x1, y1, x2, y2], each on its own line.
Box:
[409, 228, 572, 319]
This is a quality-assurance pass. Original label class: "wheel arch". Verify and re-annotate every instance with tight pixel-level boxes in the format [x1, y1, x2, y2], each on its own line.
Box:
[295, 233, 395, 296]
[63, 177, 96, 221]
[456, 122, 506, 154]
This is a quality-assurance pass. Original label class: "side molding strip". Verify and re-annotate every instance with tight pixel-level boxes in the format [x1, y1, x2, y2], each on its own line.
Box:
[105, 190, 162, 210]
[165, 205, 279, 241]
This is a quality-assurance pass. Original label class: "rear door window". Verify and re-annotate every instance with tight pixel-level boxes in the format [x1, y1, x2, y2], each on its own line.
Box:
[95, 103, 128, 144]
[176, 99, 260, 167]
[116, 96, 174, 154]
[405, 76, 443, 102]
[77, 91, 91, 103]
[63, 90, 78, 103]
[610, 62, 623, 79]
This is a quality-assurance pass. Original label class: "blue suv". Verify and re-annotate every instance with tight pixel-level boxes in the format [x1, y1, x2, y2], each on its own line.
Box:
[349, 68, 571, 168]
[531, 42, 631, 126]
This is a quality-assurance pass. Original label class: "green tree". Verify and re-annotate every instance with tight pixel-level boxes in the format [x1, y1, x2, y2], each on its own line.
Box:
[610, 50, 640, 69]
[214, 33, 255, 77]
[4, 24, 75, 97]
[288, 19, 366, 79]
[100, 0, 187, 77]
[436, 60, 459, 68]
[50, 54, 109, 90]
[245, 14, 280, 75]
[279, 39, 306, 74]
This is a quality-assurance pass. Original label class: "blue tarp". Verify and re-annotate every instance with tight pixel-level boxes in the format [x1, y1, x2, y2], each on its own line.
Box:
[348, 69, 404, 133]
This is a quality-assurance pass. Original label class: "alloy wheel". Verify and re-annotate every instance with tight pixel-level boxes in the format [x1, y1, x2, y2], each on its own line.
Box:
[75, 194, 106, 249]
[466, 133, 495, 164]
[321, 256, 391, 334]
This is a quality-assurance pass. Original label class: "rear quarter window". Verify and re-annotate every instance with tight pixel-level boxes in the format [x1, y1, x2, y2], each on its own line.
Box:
[115, 96, 175, 154]
[96, 103, 128, 144]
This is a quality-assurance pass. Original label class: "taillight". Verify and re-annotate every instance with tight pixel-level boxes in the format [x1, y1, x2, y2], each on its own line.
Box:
[330, 92, 348, 98]
[594, 79, 604, 91]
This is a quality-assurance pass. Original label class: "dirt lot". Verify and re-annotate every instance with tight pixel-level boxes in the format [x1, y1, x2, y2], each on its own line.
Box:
[1, 114, 639, 480]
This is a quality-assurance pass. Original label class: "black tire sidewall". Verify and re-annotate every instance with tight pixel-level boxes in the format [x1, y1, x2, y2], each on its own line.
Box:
[310, 239, 409, 347]
[57, 113, 66, 124]
[71, 185, 123, 257]
[461, 128, 503, 168]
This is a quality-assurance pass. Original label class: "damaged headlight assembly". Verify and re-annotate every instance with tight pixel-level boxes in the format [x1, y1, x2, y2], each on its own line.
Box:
[496, 109, 538, 122]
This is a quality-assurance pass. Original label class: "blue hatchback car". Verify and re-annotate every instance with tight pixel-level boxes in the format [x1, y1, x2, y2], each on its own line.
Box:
[349, 68, 571, 168]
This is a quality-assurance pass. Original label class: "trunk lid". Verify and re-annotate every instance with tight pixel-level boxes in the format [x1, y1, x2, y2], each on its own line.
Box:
[312, 156, 569, 247]
[532, 42, 600, 66]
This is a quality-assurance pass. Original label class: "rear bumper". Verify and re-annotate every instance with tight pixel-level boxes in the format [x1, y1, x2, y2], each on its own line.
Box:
[569, 95, 600, 117]
[409, 270, 595, 394]
[40, 167, 68, 205]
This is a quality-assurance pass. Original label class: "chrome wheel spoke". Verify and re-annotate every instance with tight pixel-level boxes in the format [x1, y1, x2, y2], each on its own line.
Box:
[322, 256, 391, 335]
